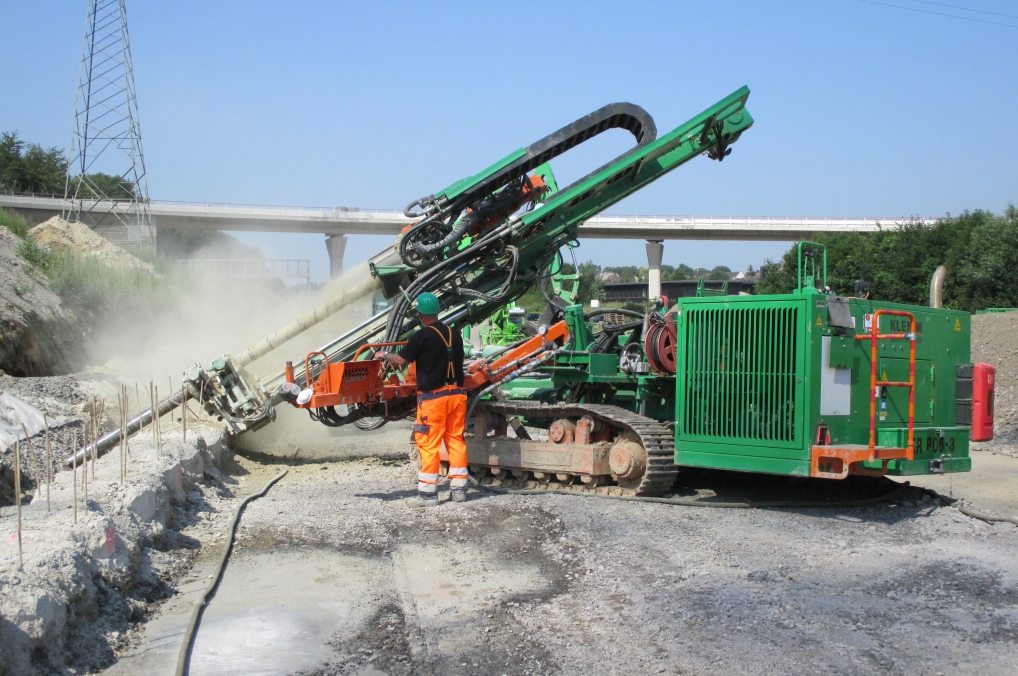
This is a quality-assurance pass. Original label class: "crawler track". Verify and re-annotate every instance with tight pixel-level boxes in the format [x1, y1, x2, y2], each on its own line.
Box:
[475, 401, 677, 496]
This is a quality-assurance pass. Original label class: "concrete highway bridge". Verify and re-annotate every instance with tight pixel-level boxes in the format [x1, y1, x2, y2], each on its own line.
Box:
[0, 194, 935, 293]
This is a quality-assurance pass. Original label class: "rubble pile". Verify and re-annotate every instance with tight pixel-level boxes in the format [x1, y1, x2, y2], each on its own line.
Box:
[28, 216, 154, 273]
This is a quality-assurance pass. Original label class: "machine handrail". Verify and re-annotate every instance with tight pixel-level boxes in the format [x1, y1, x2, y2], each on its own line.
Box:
[856, 309, 917, 460]
[304, 351, 330, 390]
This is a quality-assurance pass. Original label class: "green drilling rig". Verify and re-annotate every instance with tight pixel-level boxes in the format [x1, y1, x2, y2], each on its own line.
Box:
[81, 86, 993, 496]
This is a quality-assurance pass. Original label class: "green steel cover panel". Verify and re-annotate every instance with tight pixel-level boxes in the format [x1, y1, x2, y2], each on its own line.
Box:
[677, 298, 805, 454]
[439, 148, 528, 200]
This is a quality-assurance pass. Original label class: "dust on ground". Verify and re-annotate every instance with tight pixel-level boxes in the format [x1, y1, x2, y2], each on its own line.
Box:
[116, 448, 1015, 676]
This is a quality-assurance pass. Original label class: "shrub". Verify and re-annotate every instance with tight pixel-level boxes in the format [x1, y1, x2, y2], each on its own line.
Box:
[757, 206, 1018, 311]
[0, 207, 30, 238]
[44, 251, 179, 314]
[16, 238, 51, 269]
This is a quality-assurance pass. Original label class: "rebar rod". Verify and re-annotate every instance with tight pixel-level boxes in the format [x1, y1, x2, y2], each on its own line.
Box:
[66, 389, 186, 466]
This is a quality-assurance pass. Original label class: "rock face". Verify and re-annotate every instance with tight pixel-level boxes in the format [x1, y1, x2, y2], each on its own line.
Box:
[27, 217, 153, 273]
[0, 227, 86, 376]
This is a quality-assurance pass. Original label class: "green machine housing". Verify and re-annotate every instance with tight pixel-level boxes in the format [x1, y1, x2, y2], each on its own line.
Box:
[673, 241, 976, 479]
[673, 291, 971, 479]
[500, 242, 980, 481]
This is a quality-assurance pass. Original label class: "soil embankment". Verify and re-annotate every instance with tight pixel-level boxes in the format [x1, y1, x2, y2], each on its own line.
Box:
[0, 227, 86, 376]
[0, 217, 156, 377]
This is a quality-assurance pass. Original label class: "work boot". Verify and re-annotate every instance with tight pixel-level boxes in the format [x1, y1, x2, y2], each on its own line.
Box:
[407, 493, 439, 508]
[451, 488, 468, 503]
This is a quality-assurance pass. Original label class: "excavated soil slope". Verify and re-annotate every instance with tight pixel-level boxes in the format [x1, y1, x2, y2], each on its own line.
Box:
[0, 228, 86, 376]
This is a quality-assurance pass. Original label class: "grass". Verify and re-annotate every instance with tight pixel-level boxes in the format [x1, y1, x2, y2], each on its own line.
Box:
[1, 206, 182, 314]
[26, 243, 179, 313]
[0, 206, 30, 238]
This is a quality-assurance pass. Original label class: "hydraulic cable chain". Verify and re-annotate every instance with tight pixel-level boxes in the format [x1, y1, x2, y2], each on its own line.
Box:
[474, 400, 677, 496]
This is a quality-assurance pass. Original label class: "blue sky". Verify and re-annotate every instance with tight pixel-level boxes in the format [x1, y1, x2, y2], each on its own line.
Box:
[2, 1, 1015, 282]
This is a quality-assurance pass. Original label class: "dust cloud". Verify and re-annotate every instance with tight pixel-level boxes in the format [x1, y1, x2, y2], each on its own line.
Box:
[86, 257, 380, 410]
[83, 238, 416, 459]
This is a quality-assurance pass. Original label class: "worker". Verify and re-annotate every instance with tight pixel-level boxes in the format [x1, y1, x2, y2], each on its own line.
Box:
[379, 292, 468, 507]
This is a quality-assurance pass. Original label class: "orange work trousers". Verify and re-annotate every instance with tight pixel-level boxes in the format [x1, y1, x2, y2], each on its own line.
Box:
[413, 385, 468, 495]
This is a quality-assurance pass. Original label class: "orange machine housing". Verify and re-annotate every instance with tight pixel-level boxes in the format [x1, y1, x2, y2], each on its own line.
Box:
[288, 321, 570, 411]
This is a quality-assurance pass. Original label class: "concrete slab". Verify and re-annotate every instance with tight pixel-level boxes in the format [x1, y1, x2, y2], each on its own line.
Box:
[904, 449, 1018, 518]
[188, 550, 385, 676]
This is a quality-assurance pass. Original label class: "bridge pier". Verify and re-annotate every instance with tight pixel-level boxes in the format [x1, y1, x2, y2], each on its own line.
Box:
[645, 240, 663, 302]
[325, 234, 347, 278]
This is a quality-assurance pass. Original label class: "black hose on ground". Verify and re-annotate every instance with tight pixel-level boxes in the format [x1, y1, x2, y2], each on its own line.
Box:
[175, 470, 289, 676]
[467, 474, 910, 509]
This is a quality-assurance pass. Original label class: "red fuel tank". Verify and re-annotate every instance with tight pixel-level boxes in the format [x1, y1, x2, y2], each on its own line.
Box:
[971, 362, 995, 442]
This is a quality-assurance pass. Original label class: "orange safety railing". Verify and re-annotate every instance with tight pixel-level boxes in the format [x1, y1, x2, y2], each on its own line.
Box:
[855, 309, 916, 460]
[304, 351, 330, 390]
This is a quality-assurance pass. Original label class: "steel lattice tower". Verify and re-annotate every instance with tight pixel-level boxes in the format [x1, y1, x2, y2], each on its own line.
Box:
[63, 0, 154, 250]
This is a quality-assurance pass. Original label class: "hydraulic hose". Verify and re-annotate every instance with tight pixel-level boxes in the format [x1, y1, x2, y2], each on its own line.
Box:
[411, 213, 473, 259]
[468, 474, 910, 509]
[385, 222, 514, 341]
[175, 469, 288, 676]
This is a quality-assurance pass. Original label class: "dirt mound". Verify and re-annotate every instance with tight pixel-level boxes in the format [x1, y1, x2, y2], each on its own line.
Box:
[971, 310, 1018, 455]
[28, 216, 154, 273]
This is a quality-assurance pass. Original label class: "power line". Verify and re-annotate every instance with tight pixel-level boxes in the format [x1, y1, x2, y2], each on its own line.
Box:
[855, 0, 1018, 27]
[910, 0, 1018, 20]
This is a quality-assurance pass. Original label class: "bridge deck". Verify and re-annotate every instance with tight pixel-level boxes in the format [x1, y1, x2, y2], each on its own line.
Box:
[0, 194, 935, 240]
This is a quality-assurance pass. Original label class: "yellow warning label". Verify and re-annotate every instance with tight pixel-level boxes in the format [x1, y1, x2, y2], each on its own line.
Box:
[953, 318, 961, 331]
[815, 316, 823, 327]
[881, 371, 888, 381]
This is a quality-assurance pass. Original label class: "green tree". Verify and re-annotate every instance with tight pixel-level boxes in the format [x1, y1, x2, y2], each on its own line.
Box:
[0, 132, 67, 194]
[755, 208, 1018, 311]
[68, 172, 136, 199]
[708, 265, 731, 281]
[603, 265, 641, 283]
[661, 263, 693, 281]
[953, 206, 1018, 310]
[577, 260, 605, 304]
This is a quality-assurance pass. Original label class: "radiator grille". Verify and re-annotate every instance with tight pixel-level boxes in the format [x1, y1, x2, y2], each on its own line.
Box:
[682, 305, 800, 443]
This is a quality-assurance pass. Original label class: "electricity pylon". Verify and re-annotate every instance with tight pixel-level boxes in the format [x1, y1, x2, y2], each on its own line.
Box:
[63, 0, 154, 251]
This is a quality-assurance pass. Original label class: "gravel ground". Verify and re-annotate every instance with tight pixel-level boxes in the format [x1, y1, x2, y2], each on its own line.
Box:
[106, 433, 1016, 676]
[3, 307, 1016, 675]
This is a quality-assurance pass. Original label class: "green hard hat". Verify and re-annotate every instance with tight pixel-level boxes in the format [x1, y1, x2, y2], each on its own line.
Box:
[415, 292, 440, 315]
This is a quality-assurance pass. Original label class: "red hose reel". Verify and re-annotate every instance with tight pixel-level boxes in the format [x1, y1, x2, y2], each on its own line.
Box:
[644, 313, 677, 373]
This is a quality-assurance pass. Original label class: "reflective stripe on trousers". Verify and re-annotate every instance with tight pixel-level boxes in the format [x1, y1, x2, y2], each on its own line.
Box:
[415, 385, 468, 492]
[417, 471, 439, 494]
[449, 467, 468, 489]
